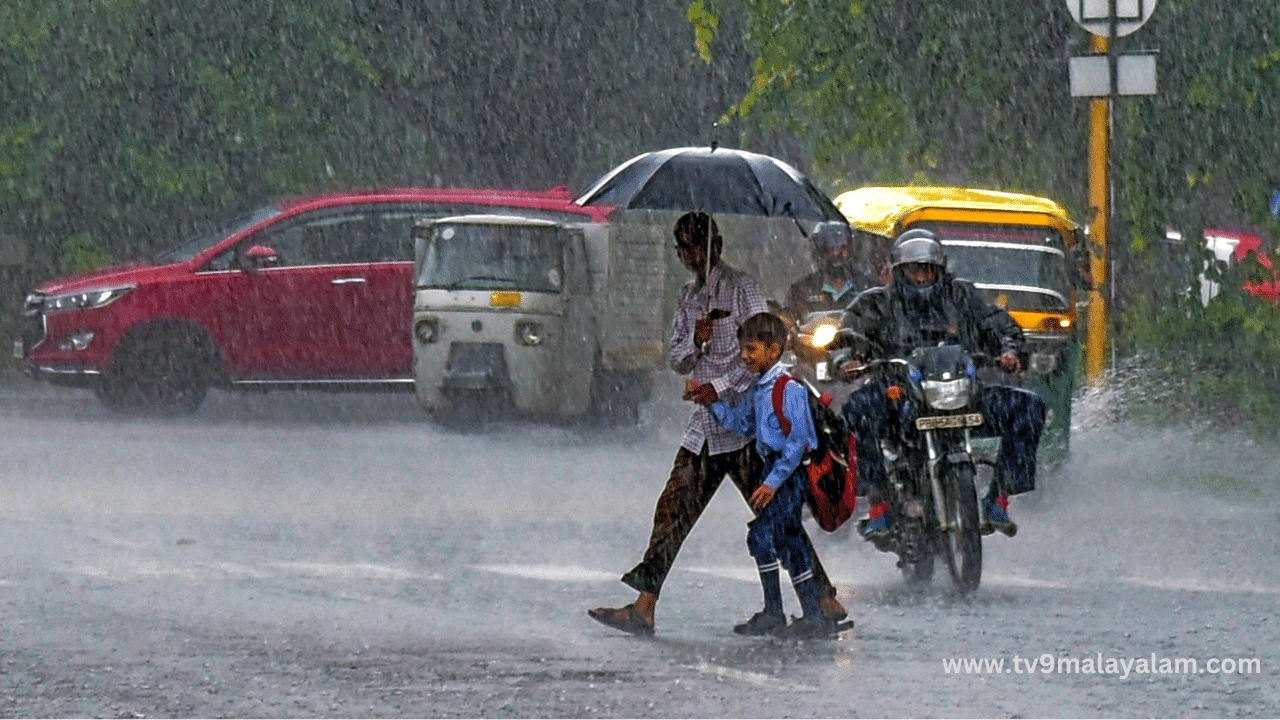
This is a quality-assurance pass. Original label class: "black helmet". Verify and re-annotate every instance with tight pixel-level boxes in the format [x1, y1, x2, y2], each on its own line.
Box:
[810, 222, 853, 274]
[890, 228, 946, 270]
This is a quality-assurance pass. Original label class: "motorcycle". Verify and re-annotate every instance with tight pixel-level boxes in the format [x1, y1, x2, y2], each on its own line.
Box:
[790, 310, 843, 382]
[835, 338, 992, 594]
[783, 309, 864, 413]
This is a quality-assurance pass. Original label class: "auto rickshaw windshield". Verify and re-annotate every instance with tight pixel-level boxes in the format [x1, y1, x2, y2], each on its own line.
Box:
[916, 221, 1072, 311]
[417, 223, 565, 293]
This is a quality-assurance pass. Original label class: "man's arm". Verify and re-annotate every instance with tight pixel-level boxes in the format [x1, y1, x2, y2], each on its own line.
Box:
[706, 272, 768, 396]
[784, 274, 815, 322]
[838, 288, 889, 359]
[956, 280, 1025, 370]
[966, 285, 1024, 357]
[668, 285, 700, 375]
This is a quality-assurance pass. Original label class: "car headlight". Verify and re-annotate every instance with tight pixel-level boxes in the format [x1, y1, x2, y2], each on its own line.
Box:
[515, 320, 546, 347]
[922, 378, 972, 410]
[43, 284, 136, 313]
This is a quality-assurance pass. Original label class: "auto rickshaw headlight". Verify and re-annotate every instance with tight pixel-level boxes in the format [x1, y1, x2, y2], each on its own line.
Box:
[415, 318, 440, 344]
[515, 320, 546, 347]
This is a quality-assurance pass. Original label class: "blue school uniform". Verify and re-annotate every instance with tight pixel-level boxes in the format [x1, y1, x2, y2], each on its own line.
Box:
[710, 362, 818, 584]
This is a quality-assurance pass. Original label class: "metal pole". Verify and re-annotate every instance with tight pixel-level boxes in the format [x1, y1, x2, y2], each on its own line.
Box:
[1085, 27, 1111, 385]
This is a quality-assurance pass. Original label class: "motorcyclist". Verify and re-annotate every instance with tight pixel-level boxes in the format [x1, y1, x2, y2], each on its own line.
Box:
[785, 222, 884, 320]
[837, 228, 1046, 539]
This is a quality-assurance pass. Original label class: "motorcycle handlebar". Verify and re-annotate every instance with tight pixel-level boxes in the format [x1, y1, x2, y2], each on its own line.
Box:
[836, 349, 1012, 382]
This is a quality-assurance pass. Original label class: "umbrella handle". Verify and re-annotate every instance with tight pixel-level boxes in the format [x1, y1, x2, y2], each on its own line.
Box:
[704, 233, 712, 310]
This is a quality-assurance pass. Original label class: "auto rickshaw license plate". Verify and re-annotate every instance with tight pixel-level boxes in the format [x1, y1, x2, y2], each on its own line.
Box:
[916, 413, 984, 430]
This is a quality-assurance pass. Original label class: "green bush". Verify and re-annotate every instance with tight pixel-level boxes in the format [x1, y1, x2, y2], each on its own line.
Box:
[1120, 260, 1280, 434]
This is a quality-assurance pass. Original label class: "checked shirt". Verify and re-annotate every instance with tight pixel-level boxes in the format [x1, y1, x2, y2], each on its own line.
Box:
[668, 261, 769, 455]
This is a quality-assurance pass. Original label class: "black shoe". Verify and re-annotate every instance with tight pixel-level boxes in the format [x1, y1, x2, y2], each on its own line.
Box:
[733, 610, 786, 636]
[782, 614, 852, 640]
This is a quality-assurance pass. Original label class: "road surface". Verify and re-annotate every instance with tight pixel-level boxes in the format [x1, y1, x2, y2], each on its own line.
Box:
[1, 378, 1276, 717]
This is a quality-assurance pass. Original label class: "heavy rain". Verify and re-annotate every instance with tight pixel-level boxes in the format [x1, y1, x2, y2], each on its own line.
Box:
[2, 1, 1279, 718]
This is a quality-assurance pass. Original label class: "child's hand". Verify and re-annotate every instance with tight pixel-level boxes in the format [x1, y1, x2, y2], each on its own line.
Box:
[750, 485, 775, 511]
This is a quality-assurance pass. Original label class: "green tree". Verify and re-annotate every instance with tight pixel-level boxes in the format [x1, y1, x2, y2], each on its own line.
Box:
[699, 0, 1280, 428]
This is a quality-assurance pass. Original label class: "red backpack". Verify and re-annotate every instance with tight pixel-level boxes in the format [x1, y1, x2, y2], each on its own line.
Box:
[771, 374, 858, 532]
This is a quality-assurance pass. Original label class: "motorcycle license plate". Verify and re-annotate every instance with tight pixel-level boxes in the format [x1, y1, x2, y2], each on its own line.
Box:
[915, 413, 984, 430]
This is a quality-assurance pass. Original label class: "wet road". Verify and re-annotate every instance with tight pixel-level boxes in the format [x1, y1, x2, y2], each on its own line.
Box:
[1, 379, 1278, 717]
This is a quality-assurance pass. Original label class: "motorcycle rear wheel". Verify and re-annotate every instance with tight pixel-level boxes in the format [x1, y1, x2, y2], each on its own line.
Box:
[941, 462, 982, 594]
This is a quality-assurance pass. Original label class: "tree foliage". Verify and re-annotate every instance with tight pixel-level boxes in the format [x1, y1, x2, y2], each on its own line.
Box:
[0, 0, 758, 280]
[705, 0, 1280, 242]
[704, 0, 1280, 427]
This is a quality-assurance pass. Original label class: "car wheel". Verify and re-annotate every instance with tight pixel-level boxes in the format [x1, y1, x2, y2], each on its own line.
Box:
[98, 325, 215, 415]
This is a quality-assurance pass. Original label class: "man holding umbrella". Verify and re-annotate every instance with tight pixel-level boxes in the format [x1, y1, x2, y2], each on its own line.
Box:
[587, 211, 846, 636]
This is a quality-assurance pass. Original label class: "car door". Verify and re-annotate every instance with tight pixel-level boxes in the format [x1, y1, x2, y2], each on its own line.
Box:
[336, 207, 420, 378]
[200, 208, 380, 379]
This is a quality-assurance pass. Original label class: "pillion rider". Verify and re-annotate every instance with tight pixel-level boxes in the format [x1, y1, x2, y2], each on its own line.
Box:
[837, 228, 1046, 539]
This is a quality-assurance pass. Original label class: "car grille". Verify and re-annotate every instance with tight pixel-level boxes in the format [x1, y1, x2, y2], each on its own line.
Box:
[21, 293, 46, 354]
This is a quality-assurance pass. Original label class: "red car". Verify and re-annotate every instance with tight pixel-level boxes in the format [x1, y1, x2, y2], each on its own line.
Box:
[1199, 229, 1280, 305]
[17, 187, 612, 413]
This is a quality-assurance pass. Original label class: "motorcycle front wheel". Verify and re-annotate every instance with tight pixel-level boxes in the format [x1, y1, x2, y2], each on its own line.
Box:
[940, 462, 983, 594]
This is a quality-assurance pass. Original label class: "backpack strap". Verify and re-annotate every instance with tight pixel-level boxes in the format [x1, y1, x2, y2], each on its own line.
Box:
[771, 373, 793, 436]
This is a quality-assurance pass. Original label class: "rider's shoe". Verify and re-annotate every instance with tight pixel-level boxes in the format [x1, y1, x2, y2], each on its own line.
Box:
[862, 501, 892, 541]
[733, 609, 787, 636]
[982, 495, 1018, 537]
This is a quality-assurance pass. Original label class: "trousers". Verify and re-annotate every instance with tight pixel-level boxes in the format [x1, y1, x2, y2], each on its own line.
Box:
[745, 468, 814, 579]
[842, 381, 1046, 496]
[621, 444, 837, 598]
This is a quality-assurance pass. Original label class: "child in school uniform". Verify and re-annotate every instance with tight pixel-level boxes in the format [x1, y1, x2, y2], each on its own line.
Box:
[690, 311, 847, 639]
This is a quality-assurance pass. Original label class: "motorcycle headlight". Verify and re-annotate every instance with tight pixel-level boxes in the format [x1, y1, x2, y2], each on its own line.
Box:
[809, 323, 839, 349]
[43, 284, 136, 313]
[921, 377, 972, 410]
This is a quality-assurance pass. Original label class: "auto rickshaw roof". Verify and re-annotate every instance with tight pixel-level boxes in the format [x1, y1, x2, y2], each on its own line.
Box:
[833, 186, 1078, 237]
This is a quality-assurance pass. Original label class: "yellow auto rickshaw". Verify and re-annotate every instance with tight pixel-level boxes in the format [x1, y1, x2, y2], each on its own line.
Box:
[833, 186, 1087, 468]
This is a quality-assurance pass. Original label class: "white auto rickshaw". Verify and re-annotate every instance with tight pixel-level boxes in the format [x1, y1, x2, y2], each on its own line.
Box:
[411, 214, 661, 421]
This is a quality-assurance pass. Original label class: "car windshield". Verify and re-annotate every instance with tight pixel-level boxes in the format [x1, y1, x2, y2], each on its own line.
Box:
[153, 206, 284, 264]
[417, 222, 564, 293]
[917, 221, 1072, 311]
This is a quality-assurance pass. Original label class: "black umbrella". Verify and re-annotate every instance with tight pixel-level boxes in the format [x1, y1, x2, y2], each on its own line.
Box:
[574, 146, 846, 223]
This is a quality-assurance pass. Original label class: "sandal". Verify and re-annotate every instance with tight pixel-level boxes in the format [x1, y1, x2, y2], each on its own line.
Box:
[587, 604, 654, 636]
[821, 596, 848, 623]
